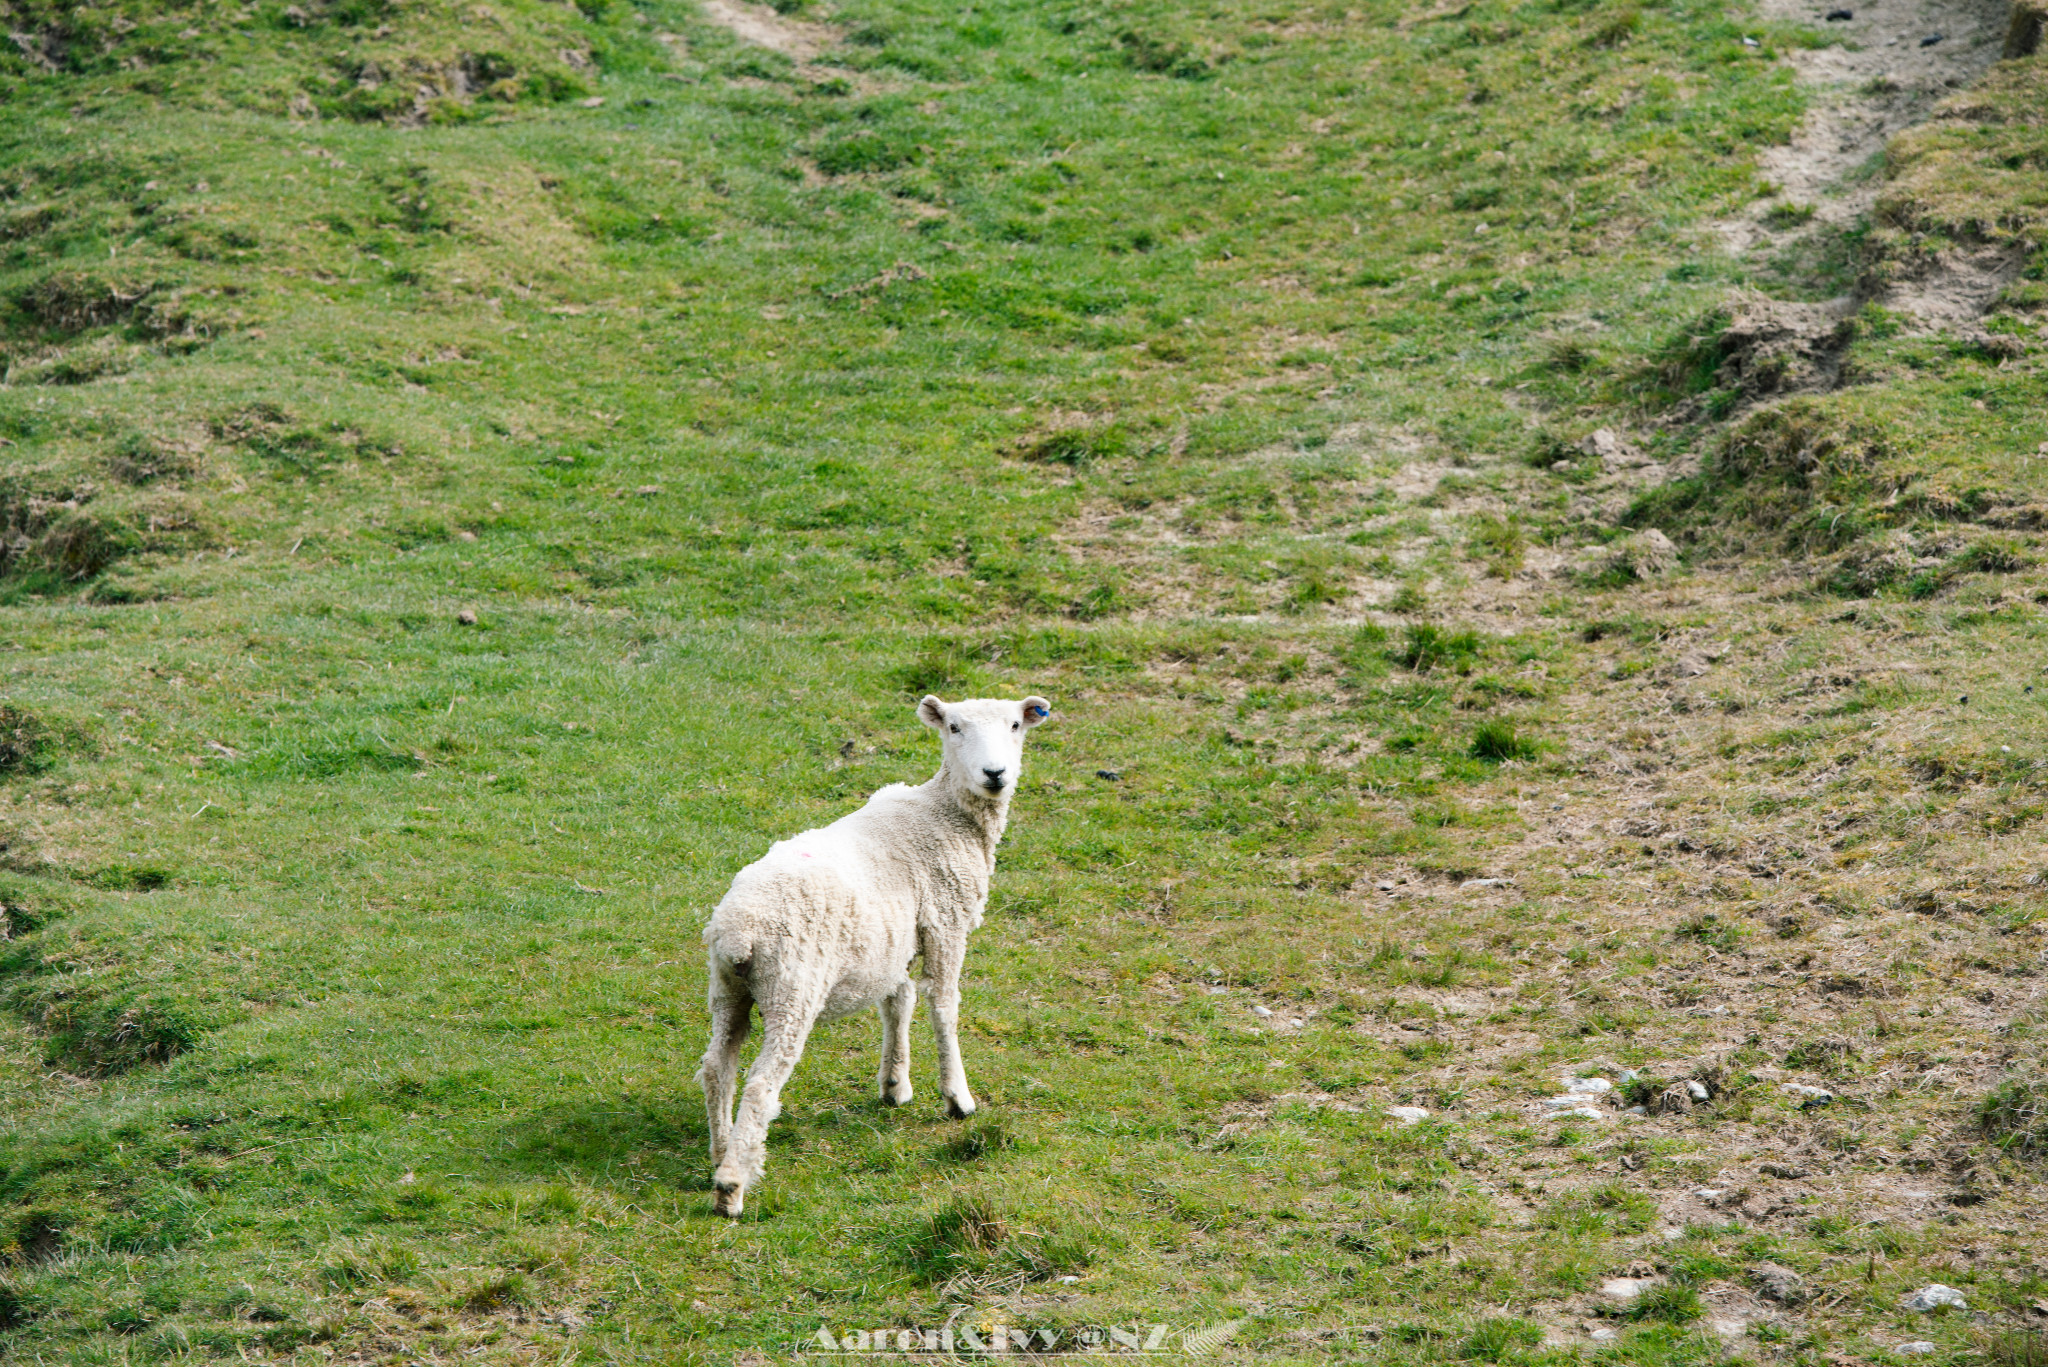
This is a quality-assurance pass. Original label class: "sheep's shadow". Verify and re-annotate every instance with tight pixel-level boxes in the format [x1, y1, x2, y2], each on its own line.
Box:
[489, 1091, 964, 1201]
[493, 1095, 713, 1193]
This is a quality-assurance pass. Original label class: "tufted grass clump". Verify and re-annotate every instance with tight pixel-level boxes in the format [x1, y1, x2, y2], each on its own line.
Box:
[1460, 1318, 1545, 1361]
[1469, 721, 1538, 763]
[1624, 1283, 1705, 1324]
[1980, 1071, 2048, 1158]
[1396, 624, 1483, 674]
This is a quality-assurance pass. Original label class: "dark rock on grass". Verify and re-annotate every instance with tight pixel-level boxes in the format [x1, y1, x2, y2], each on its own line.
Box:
[1751, 1261, 1810, 1306]
[1653, 1084, 1693, 1116]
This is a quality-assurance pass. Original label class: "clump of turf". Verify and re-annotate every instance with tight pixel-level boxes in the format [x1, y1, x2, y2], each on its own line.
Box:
[1980, 1071, 2048, 1158]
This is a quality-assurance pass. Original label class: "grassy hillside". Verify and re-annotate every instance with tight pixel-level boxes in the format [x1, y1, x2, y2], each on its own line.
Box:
[0, 0, 2045, 1359]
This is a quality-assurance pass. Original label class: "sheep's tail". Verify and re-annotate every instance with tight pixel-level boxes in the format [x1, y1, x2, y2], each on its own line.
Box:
[701, 909, 755, 978]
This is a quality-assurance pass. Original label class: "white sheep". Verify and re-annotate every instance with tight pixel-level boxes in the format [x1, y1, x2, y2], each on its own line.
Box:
[698, 693, 1052, 1217]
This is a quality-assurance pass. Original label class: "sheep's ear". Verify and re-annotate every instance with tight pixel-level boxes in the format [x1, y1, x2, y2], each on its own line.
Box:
[1021, 696, 1052, 728]
[918, 695, 949, 731]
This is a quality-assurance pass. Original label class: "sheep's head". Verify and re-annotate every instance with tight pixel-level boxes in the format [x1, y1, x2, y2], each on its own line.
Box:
[918, 695, 1051, 804]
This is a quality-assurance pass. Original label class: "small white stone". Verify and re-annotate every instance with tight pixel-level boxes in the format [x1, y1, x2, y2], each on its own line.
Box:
[1058, 1275, 1081, 1285]
[1460, 877, 1513, 889]
[1589, 1328, 1618, 1342]
[1389, 1105, 1431, 1126]
[1686, 1080, 1711, 1100]
[1602, 1277, 1655, 1301]
[1625, 1105, 1648, 1116]
[1898, 1343, 1937, 1355]
[1694, 1187, 1726, 1202]
[1784, 1083, 1834, 1104]
[1566, 1077, 1613, 1094]
[1903, 1285, 1967, 1313]
[1252, 1004, 1274, 1019]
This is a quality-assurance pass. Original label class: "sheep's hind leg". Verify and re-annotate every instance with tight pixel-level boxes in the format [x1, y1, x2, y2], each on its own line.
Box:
[714, 1004, 820, 1218]
[877, 979, 916, 1106]
[699, 976, 752, 1173]
[921, 937, 976, 1119]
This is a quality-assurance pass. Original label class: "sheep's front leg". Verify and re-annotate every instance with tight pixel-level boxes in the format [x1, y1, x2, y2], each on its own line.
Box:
[698, 976, 752, 1172]
[921, 935, 976, 1119]
[877, 979, 917, 1106]
[713, 1004, 819, 1219]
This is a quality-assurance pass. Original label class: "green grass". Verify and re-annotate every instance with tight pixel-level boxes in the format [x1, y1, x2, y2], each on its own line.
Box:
[0, 0, 2044, 1358]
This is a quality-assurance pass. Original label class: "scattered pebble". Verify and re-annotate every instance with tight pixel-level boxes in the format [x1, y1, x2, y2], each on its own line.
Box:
[1686, 1080, 1711, 1101]
[580, 95, 606, 107]
[1251, 1004, 1274, 1019]
[1601, 1277, 1656, 1301]
[1460, 877, 1513, 890]
[1899, 1344, 1937, 1356]
[1095, 769, 1121, 781]
[1956, 693, 1969, 703]
[1920, 32, 1944, 45]
[1566, 1076, 1613, 1094]
[1625, 1104, 1648, 1116]
[1058, 1275, 1080, 1285]
[1388, 1105, 1431, 1126]
[1546, 1103, 1606, 1120]
[457, 609, 478, 626]
[1825, 7, 1852, 17]
[1694, 1187, 1727, 1202]
[1760, 1162, 1809, 1179]
[1783, 1083, 1834, 1106]
[1742, 35, 1759, 45]
[1589, 1328, 1618, 1342]
[1903, 1285, 1967, 1313]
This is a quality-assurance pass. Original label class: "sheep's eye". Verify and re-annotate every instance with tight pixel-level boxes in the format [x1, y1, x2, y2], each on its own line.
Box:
[1012, 722, 1020, 731]
[949, 724, 959, 734]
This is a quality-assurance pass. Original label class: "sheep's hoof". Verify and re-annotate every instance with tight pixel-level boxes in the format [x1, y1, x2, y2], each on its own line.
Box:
[708, 1172, 749, 1221]
[881, 1080, 913, 1106]
[945, 1094, 977, 1120]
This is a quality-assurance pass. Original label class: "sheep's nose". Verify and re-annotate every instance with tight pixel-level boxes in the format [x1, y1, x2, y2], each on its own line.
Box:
[982, 766, 1007, 786]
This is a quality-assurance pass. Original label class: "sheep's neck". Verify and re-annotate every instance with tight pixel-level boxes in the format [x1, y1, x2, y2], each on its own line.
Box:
[924, 769, 1008, 864]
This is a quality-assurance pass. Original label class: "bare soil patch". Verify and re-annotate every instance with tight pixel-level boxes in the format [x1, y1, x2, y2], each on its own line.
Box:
[1721, 0, 2012, 251]
[698, 0, 842, 61]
